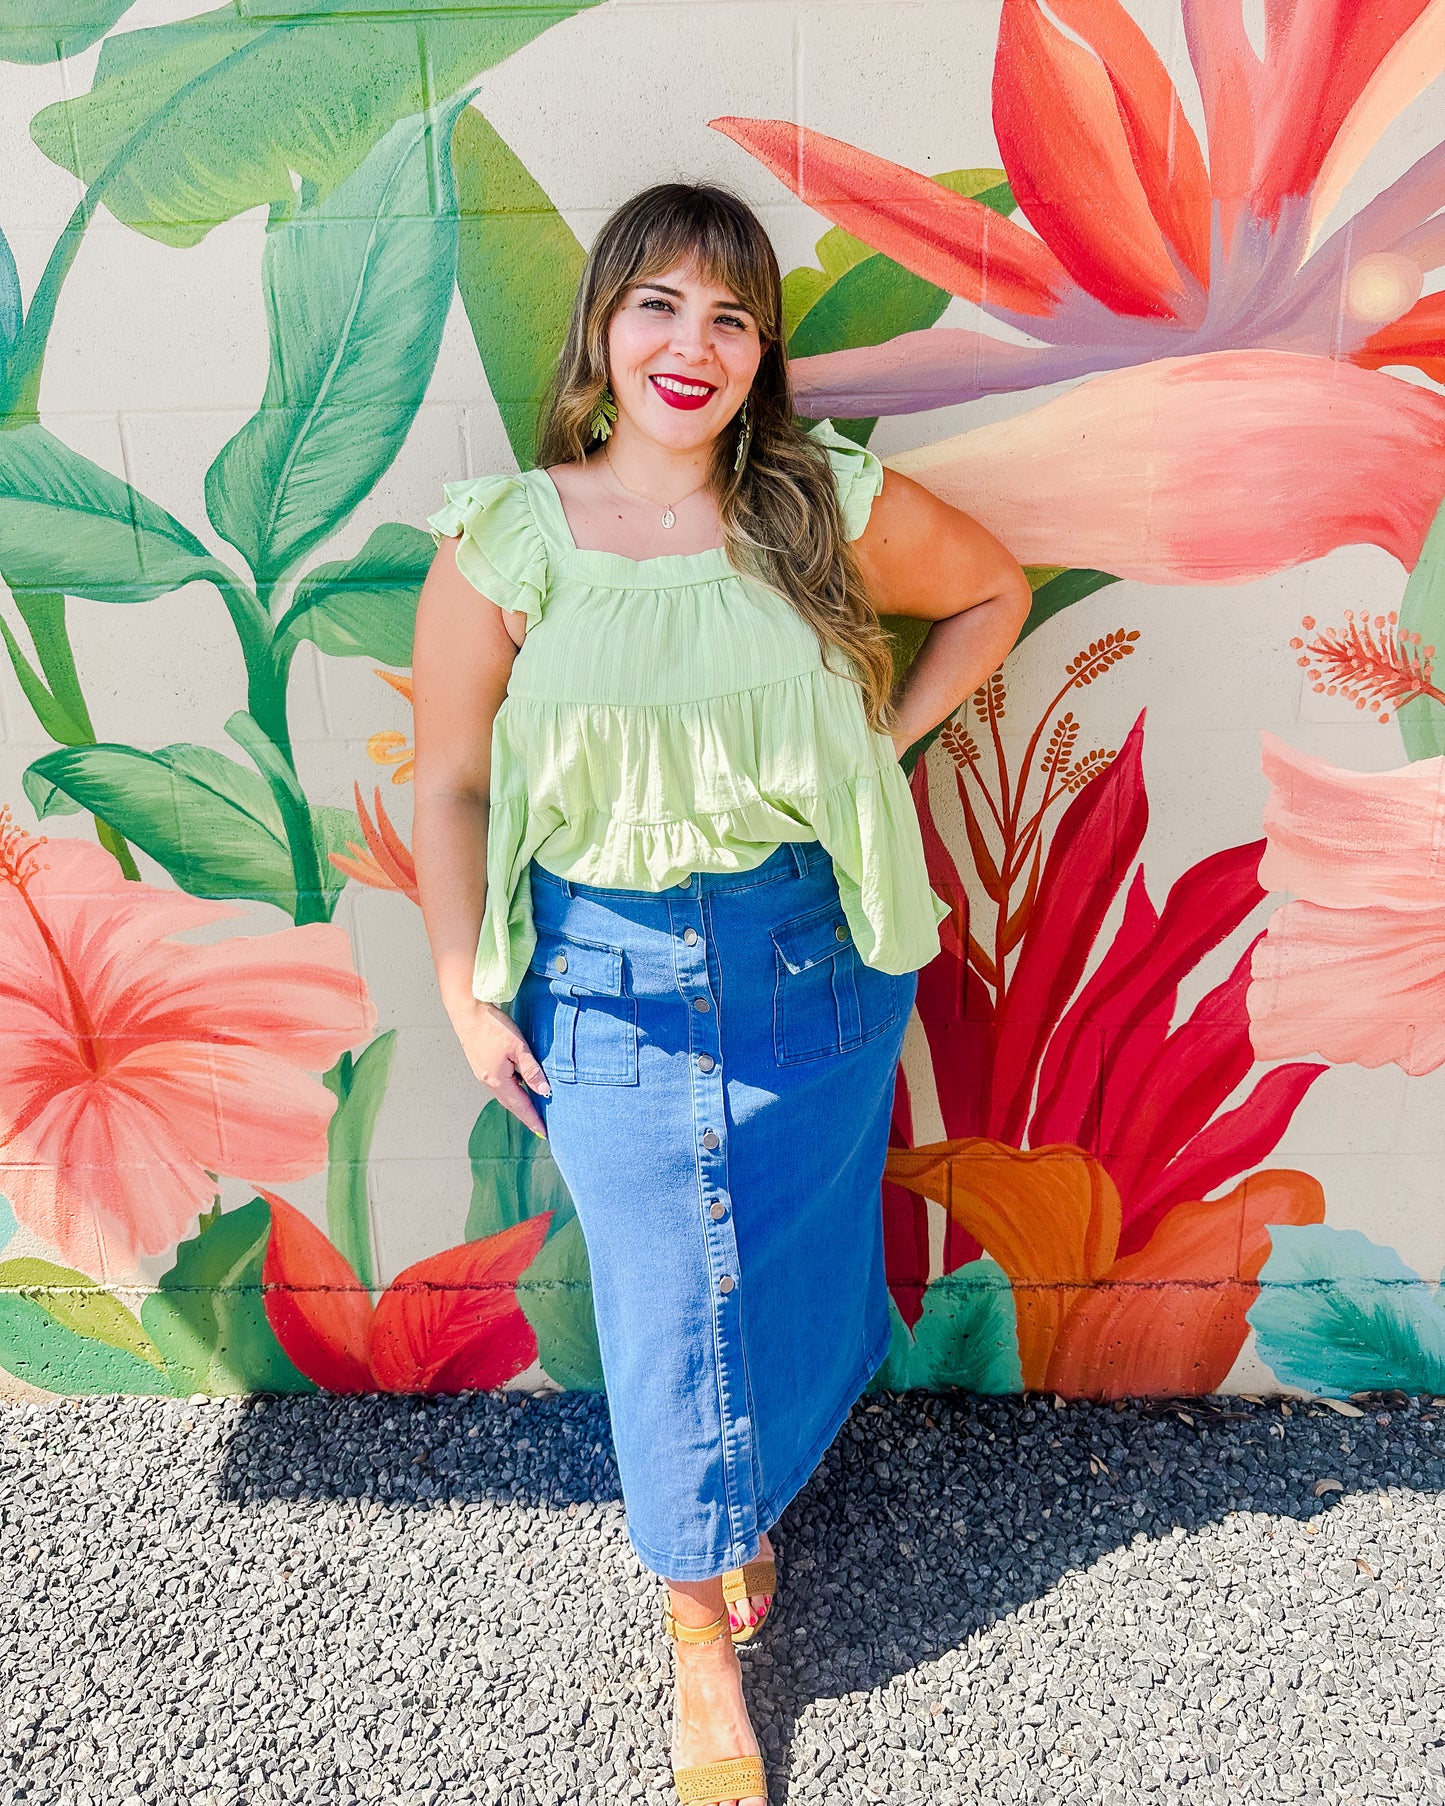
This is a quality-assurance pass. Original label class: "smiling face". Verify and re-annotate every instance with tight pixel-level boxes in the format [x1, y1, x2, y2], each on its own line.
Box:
[605, 258, 764, 454]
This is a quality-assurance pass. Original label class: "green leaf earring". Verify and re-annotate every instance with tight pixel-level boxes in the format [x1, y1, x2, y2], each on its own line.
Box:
[588, 386, 618, 442]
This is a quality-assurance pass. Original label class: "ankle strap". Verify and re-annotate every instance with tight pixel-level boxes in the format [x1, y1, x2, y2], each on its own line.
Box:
[663, 1603, 731, 1645]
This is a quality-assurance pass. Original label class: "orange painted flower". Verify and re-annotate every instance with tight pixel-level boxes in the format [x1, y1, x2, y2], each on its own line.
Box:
[366, 669, 414, 785]
[329, 781, 418, 903]
[886, 1139, 1325, 1397]
[714, 0, 1445, 413]
[260, 1189, 549, 1394]
[0, 810, 377, 1278]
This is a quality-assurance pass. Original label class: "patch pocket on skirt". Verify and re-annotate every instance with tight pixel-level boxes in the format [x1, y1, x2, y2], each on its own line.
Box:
[527, 931, 639, 1085]
[769, 903, 900, 1065]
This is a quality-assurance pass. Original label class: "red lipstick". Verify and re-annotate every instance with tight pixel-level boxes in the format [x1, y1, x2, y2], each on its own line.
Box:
[649, 372, 717, 411]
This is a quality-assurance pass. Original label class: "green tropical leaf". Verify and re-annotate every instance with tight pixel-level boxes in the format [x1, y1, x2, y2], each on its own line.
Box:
[451, 106, 586, 468]
[867, 1259, 1021, 1393]
[28, 0, 601, 249]
[141, 1195, 316, 1395]
[0, 1292, 175, 1395]
[311, 802, 375, 910]
[0, 422, 217, 604]
[785, 169, 1014, 446]
[0, 0, 137, 62]
[517, 1216, 602, 1390]
[1249, 1225, 1445, 1398]
[322, 1032, 397, 1291]
[465, 1098, 575, 1244]
[23, 741, 304, 910]
[205, 98, 471, 586]
[277, 524, 432, 665]
[0, 1257, 167, 1370]
[1397, 495, 1445, 761]
[0, 221, 19, 351]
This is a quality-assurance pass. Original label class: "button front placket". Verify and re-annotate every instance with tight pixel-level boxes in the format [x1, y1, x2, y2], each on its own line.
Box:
[668, 881, 759, 1562]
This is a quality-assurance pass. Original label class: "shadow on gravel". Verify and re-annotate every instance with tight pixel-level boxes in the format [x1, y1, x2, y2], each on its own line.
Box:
[220, 1383, 1445, 1801]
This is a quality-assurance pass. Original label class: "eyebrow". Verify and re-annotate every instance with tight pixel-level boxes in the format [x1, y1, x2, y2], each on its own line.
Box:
[635, 281, 754, 315]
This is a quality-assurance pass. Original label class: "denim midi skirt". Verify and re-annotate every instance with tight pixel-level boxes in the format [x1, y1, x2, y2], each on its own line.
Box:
[510, 837, 918, 1580]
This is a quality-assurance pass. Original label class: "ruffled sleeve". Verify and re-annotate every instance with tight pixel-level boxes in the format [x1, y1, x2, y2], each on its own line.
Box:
[805, 418, 886, 541]
[426, 472, 549, 627]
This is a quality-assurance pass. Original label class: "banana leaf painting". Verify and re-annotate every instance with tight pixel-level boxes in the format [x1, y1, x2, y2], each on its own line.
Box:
[2, 0, 1444, 1400]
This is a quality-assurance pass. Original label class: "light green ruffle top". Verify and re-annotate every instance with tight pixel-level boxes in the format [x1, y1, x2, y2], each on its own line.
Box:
[426, 418, 951, 1005]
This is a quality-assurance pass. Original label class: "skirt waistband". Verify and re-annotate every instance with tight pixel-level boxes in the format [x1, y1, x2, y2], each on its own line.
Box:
[530, 837, 830, 901]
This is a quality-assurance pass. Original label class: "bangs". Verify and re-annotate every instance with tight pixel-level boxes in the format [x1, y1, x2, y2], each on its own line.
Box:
[617, 191, 780, 339]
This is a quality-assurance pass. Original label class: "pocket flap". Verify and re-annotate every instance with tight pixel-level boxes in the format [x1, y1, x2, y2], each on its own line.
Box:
[770, 905, 852, 975]
[528, 932, 624, 995]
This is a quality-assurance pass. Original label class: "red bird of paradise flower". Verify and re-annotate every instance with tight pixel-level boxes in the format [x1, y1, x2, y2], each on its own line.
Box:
[712, 0, 1445, 412]
[881, 651, 1328, 1397]
[260, 1188, 550, 1395]
[711, 2, 1445, 586]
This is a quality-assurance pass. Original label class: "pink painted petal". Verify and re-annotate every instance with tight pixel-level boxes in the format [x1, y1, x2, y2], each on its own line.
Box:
[790, 330, 1120, 418]
[708, 116, 1069, 318]
[1181, 0, 1261, 242]
[1250, 0, 1437, 225]
[1304, 0, 1445, 254]
[107, 1043, 338, 1181]
[1257, 732, 1445, 911]
[0, 1076, 221, 1274]
[104, 922, 378, 1068]
[887, 351, 1445, 583]
[260, 1190, 376, 1394]
[1248, 899, 1445, 1076]
[992, 0, 1202, 317]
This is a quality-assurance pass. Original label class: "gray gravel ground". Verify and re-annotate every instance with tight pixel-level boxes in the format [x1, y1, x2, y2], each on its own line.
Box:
[2, 1386, 1443, 1806]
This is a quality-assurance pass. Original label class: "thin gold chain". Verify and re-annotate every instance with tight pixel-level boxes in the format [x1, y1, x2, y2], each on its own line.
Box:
[602, 445, 712, 526]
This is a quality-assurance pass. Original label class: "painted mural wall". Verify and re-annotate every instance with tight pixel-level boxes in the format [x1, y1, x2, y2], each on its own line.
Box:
[2, 0, 1445, 1405]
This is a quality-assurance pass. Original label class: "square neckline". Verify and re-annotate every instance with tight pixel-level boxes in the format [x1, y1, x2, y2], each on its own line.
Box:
[529, 466, 732, 570]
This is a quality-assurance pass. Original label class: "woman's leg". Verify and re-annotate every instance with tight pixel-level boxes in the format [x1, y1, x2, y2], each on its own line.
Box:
[667, 1572, 767, 1806]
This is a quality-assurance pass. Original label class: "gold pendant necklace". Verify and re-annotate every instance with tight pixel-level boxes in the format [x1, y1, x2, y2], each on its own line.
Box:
[603, 446, 711, 530]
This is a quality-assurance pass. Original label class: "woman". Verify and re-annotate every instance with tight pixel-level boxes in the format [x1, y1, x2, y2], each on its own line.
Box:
[414, 183, 1030, 1806]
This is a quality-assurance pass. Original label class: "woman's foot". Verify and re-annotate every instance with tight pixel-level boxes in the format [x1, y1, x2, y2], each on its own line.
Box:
[668, 1605, 766, 1806]
[727, 1528, 774, 1637]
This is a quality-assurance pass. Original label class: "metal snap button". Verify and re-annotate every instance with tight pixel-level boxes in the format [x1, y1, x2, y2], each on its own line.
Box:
[553, 951, 568, 971]
[701, 1129, 720, 1150]
[718, 1274, 735, 1293]
[683, 927, 699, 945]
[709, 1201, 727, 1220]
[834, 923, 848, 941]
[693, 996, 710, 1012]
[697, 1053, 715, 1073]
[677, 875, 693, 889]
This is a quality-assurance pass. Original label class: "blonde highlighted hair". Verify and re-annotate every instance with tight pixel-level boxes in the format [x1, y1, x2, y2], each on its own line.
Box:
[535, 183, 900, 735]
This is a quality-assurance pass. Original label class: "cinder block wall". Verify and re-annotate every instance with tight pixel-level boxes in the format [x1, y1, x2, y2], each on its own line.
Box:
[3, 0, 1443, 1404]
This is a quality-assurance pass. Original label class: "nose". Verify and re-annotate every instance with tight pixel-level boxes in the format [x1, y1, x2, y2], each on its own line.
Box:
[668, 310, 715, 365]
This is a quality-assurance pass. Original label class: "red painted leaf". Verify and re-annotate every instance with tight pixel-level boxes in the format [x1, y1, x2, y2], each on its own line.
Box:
[369, 1215, 551, 1395]
[989, 712, 1148, 1145]
[1122, 1062, 1328, 1252]
[258, 1188, 375, 1394]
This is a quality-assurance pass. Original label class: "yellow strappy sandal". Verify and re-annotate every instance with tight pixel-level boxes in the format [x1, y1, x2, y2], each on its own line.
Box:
[721, 1554, 776, 1644]
[662, 1600, 769, 1805]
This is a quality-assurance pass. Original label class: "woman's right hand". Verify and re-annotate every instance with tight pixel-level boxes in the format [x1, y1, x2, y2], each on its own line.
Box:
[452, 999, 552, 1137]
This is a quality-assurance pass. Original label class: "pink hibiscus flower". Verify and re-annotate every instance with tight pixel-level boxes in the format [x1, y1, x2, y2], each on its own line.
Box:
[0, 808, 378, 1277]
[1247, 733, 1445, 1075]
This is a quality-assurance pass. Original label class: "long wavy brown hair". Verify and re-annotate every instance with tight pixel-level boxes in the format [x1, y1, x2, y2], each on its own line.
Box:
[534, 182, 900, 735]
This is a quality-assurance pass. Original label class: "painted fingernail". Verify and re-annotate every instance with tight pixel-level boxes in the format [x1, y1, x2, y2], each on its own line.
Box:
[531, 1126, 546, 1139]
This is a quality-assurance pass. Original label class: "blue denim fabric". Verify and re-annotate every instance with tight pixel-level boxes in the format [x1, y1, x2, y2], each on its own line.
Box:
[510, 838, 918, 1580]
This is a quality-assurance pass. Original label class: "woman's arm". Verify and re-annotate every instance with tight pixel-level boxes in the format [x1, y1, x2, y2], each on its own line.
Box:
[853, 466, 1033, 757]
[411, 535, 550, 1133]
